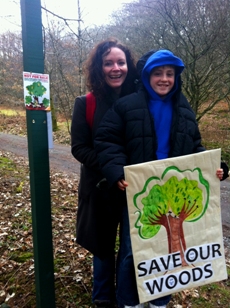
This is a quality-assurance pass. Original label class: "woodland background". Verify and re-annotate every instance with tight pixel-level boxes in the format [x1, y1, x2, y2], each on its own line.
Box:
[1, 0, 230, 163]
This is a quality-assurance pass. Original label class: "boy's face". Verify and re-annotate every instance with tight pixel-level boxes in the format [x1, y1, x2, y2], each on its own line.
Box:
[150, 65, 175, 98]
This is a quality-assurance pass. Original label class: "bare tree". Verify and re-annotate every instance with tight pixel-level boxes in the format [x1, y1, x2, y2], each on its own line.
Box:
[109, 0, 230, 120]
[0, 32, 23, 106]
[154, 0, 230, 120]
[44, 24, 78, 131]
[42, 2, 100, 131]
[41, 1, 111, 131]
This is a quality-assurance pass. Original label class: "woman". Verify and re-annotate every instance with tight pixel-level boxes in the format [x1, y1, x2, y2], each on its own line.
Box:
[71, 38, 138, 308]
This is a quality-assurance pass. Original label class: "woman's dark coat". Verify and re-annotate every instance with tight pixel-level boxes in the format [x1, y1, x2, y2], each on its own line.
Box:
[95, 89, 206, 187]
[71, 95, 124, 259]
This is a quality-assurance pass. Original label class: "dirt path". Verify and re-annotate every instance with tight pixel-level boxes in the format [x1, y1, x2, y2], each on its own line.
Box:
[1, 131, 230, 237]
[0, 132, 80, 179]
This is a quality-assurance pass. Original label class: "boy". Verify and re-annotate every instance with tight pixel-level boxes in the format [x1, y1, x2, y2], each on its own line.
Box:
[95, 50, 224, 308]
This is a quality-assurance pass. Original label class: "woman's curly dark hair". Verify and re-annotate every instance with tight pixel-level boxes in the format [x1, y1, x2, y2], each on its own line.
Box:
[84, 38, 138, 100]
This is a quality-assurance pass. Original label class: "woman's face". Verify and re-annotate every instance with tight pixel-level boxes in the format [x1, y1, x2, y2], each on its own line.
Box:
[102, 47, 128, 93]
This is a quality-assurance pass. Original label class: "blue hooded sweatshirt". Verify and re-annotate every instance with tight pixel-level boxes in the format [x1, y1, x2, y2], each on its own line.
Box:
[141, 50, 184, 159]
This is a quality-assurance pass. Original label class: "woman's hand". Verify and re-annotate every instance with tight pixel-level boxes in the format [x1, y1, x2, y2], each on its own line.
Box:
[117, 179, 129, 191]
[216, 168, 224, 180]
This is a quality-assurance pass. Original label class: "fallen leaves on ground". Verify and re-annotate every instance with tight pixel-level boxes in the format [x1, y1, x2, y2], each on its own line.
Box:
[1, 107, 230, 307]
[0, 151, 92, 307]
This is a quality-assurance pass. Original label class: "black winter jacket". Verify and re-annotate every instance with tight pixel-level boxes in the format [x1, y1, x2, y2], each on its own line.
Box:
[71, 94, 125, 258]
[95, 89, 205, 187]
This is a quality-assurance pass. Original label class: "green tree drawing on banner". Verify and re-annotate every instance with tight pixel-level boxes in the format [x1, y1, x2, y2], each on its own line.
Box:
[134, 167, 209, 266]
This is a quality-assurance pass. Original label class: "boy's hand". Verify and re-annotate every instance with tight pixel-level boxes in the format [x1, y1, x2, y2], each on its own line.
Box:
[117, 179, 128, 191]
[216, 168, 224, 180]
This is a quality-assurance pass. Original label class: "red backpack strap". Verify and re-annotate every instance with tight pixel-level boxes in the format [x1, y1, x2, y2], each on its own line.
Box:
[86, 92, 96, 129]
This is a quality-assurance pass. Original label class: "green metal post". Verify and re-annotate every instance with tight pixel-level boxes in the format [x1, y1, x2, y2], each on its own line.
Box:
[20, 0, 56, 307]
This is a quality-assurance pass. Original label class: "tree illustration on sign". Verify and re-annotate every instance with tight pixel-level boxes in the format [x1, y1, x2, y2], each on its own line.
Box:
[25, 81, 50, 110]
[134, 166, 209, 266]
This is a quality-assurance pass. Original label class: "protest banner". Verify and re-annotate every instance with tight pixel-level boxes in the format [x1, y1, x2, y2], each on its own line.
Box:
[124, 149, 227, 304]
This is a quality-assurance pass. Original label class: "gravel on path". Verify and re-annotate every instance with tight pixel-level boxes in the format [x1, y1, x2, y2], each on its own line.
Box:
[0, 132, 80, 179]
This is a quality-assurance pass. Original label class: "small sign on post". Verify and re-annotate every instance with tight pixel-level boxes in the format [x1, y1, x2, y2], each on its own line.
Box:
[23, 72, 53, 148]
[23, 72, 50, 110]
